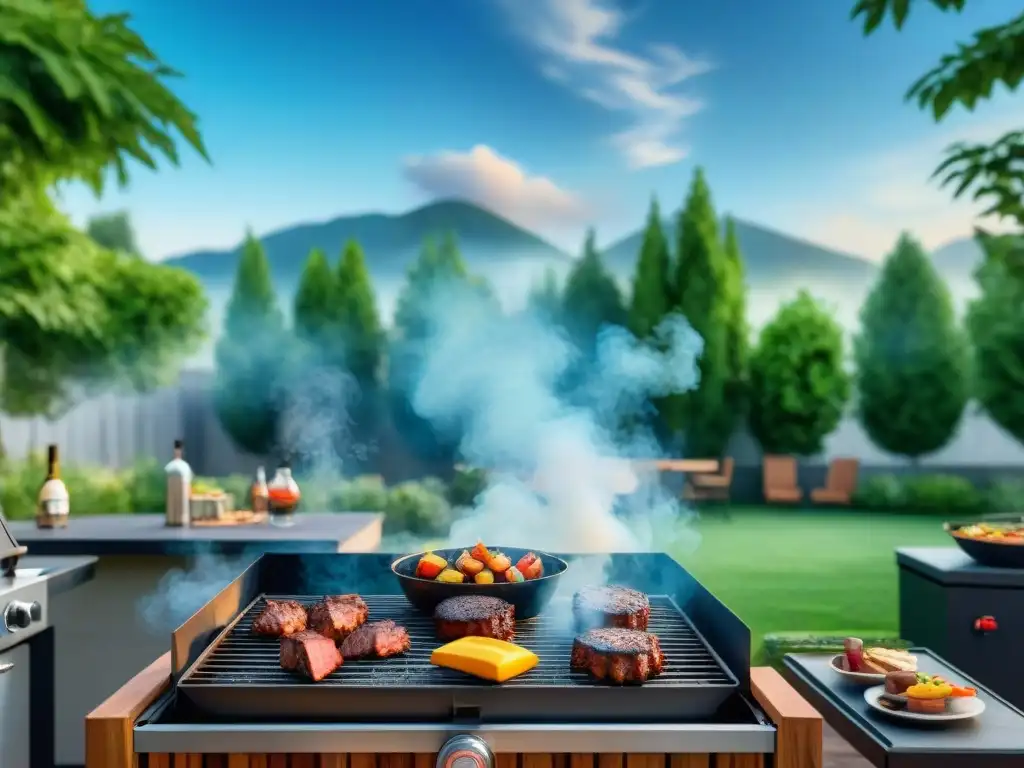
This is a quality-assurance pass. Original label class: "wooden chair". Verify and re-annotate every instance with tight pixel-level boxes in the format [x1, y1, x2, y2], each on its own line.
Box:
[684, 457, 735, 502]
[811, 458, 860, 505]
[763, 455, 803, 504]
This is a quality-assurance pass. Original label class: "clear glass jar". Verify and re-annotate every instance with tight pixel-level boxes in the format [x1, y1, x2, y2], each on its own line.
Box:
[267, 462, 300, 527]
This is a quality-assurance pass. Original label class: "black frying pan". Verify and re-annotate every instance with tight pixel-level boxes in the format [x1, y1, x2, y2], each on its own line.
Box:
[391, 546, 569, 619]
[945, 515, 1024, 568]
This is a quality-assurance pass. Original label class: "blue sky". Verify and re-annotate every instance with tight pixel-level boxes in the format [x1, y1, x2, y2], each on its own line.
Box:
[60, 0, 1023, 261]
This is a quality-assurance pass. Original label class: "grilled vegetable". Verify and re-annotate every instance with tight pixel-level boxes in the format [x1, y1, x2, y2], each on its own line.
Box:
[471, 541, 491, 562]
[416, 552, 448, 580]
[515, 552, 543, 580]
[505, 566, 525, 583]
[485, 551, 511, 573]
[456, 550, 485, 575]
[436, 568, 465, 584]
[474, 568, 495, 584]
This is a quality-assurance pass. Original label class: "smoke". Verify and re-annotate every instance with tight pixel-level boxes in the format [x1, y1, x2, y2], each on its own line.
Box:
[410, 285, 705, 566]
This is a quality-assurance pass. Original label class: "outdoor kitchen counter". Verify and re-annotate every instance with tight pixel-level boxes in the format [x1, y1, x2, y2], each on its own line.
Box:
[6, 512, 384, 556]
[12, 513, 384, 767]
[87, 654, 823, 768]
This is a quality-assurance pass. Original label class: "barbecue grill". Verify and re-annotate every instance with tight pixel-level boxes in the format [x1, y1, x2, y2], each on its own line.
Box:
[87, 553, 824, 768]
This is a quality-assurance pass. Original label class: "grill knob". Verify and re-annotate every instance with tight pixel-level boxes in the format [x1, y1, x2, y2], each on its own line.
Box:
[437, 735, 493, 768]
[4, 600, 40, 632]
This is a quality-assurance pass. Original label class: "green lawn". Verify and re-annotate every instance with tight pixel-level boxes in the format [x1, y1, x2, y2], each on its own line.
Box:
[671, 507, 951, 655]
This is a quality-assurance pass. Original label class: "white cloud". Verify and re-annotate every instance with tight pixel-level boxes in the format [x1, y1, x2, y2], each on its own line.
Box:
[403, 144, 589, 233]
[807, 106, 1024, 258]
[497, 0, 712, 169]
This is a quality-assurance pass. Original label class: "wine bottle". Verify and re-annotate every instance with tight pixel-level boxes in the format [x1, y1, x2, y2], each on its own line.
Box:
[37, 444, 70, 529]
[164, 439, 192, 527]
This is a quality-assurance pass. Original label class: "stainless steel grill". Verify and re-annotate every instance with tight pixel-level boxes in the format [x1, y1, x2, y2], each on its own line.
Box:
[177, 593, 739, 722]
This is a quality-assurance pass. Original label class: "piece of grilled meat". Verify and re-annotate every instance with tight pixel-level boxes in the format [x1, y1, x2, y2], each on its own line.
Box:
[251, 599, 308, 637]
[280, 630, 343, 682]
[340, 620, 411, 659]
[571, 627, 664, 684]
[573, 585, 650, 631]
[434, 595, 515, 642]
[307, 594, 369, 641]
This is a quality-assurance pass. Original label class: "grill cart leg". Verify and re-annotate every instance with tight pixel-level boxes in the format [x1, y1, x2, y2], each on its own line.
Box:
[751, 667, 823, 768]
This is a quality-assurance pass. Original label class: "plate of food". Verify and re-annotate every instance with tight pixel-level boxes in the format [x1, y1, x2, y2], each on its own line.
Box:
[865, 671, 984, 721]
[946, 517, 1024, 568]
[831, 638, 917, 685]
[392, 543, 568, 619]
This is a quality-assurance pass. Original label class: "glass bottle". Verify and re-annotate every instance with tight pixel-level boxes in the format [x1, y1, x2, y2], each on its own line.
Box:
[37, 444, 70, 529]
[252, 466, 269, 515]
[164, 439, 192, 527]
[267, 459, 301, 527]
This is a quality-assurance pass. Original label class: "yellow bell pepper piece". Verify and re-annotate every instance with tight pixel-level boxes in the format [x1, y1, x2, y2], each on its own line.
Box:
[430, 636, 539, 683]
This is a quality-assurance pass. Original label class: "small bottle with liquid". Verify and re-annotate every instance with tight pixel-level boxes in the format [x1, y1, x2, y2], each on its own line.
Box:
[252, 466, 269, 515]
[37, 444, 70, 529]
[164, 439, 192, 527]
[267, 459, 301, 527]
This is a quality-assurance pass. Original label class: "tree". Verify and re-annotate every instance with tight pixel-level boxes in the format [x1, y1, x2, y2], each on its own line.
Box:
[293, 248, 335, 348]
[86, 211, 141, 256]
[629, 197, 673, 339]
[213, 233, 286, 455]
[561, 228, 626, 356]
[527, 267, 563, 325]
[667, 168, 733, 457]
[854, 232, 970, 459]
[721, 217, 750, 419]
[851, 1, 1024, 228]
[333, 240, 384, 388]
[748, 291, 850, 456]
[966, 232, 1024, 444]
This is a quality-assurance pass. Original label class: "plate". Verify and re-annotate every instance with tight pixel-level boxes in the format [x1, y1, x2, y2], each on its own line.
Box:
[863, 685, 985, 722]
[830, 654, 885, 685]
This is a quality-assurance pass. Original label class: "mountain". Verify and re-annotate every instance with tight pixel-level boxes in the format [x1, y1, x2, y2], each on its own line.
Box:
[164, 199, 571, 286]
[931, 236, 983, 284]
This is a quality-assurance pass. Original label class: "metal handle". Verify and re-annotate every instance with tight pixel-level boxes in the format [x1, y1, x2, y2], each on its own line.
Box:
[436, 735, 493, 768]
[0, 663, 13, 674]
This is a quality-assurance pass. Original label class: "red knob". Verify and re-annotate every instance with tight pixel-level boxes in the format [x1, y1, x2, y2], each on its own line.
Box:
[974, 616, 998, 632]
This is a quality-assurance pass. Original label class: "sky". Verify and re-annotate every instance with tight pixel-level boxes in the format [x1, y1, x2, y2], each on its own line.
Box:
[60, 0, 1023, 262]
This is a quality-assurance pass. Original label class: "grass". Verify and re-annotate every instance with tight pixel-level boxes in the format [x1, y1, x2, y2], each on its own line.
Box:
[671, 506, 951, 657]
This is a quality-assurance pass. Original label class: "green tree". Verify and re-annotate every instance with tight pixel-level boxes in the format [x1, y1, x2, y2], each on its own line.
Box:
[629, 197, 673, 339]
[527, 267, 563, 324]
[668, 168, 732, 457]
[966, 232, 1024, 444]
[854, 232, 970, 459]
[334, 240, 384, 388]
[721, 217, 750, 419]
[86, 211, 141, 256]
[851, 1, 1024, 227]
[293, 248, 335, 347]
[748, 291, 850, 456]
[213, 233, 286, 455]
[561, 228, 626, 356]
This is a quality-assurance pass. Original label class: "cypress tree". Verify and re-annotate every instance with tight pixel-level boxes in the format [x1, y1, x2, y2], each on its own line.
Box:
[629, 196, 673, 339]
[214, 232, 286, 455]
[334, 239, 383, 388]
[293, 247, 334, 348]
[668, 168, 731, 457]
[562, 228, 626, 357]
[855, 232, 970, 459]
[721, 216, 749, 418]
[527, 266, 563, 325]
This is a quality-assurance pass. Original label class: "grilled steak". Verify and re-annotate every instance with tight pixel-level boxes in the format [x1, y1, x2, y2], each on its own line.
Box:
[434, 595, 515, 642]
[251, 599, 308, 637]
[570, 627, 664, 684]
[573, 585, 650, 631]
[280, 630, 343, 681]
[307, 594, 369, 641]
[340, 620, 411, 659]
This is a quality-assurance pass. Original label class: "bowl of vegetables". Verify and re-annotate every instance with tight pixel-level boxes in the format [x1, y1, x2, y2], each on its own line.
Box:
[945, 516, 1024, 568]
[391, 542, 569, 619]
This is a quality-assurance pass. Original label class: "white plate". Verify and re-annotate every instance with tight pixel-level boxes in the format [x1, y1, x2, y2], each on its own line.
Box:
[830, 654, 885, 685]
[863, 685, 985, 722]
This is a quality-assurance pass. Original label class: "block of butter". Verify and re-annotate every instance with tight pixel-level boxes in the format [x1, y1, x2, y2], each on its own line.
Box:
[430, 636, 539, 683]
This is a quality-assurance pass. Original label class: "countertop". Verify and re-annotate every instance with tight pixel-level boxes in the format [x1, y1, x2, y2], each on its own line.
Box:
[6, 554, 97, 596]
[5, 513, 383, 557]
[896, 546, 1024, 588]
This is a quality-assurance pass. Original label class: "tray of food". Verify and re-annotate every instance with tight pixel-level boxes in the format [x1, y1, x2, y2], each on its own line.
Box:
[831, 637, 917, 685]
[865, 670, 984, 722]
[945, 517, 1024, 568]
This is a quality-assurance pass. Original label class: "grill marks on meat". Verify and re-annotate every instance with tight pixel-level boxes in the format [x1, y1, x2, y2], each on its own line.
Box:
[571, 628, 664, 684]
[434, 595, 515, 642]
[308, 594, 369, 641]
[340, 620, 411, 659]
[251, 599, 308, 637]
[573, 586, 650, 631]
[280, 630, 343, 681]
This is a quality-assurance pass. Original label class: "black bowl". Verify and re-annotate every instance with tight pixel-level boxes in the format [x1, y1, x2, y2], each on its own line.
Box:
[391, 546, 568, 619]
[946, 517, 1024, 568]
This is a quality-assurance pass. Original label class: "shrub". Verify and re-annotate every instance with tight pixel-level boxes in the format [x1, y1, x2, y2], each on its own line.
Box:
[331, 475, 389, 512]
[853, 474, 906, 510]
[762, 632, 909, 669]
[854, 472, 982, 515]
[449, 466, 489, 508]
[124, 457, 166, 513]
[986, 478, 1024, 514]
[384, 481, 452, 537]
[0, 454, 131, 519]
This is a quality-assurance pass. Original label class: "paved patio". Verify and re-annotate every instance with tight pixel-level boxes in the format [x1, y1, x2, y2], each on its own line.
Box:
[824, 722, 871, 767]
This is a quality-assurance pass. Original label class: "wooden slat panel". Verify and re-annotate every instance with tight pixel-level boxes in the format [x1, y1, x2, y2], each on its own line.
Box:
[149, 756, 170, 768]
[626, 756, 664, 768]
[290, 756, 316, 768]
[522, 756, 554, 768]
[172, 756, 203, 768]
[248, 757, 268, 768]
[268, 756, 288, 768]
[569, 755, 594, 768]
[380, 756, 413, 768]
[670, 756, 710, 768]
[320, 756, 348, 768]
[413, 754, 435, 768]
[496, 755, 518, 768]
[713, 757, 764, 768]
[598, 756, 624, 768]
[350, 755, 379, 768]
[227, 756, 250, 768]
[751, 666, 823, 768]
[206, 757, 227, 768]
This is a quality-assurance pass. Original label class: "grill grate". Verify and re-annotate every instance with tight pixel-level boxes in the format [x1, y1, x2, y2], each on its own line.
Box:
[183, 594, 733, 687]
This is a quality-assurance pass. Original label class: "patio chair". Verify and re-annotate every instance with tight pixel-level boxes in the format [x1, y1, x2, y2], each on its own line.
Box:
[763, 455, 803, 504]
[684, 457, 735, 502]
[810, 458, 860, 505]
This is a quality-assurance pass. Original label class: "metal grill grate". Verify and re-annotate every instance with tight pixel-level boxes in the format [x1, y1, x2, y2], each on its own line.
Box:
[183, 594, 734, 688]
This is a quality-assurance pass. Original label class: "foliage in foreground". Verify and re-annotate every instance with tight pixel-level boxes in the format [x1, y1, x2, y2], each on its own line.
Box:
[748, 291, 850, 456]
